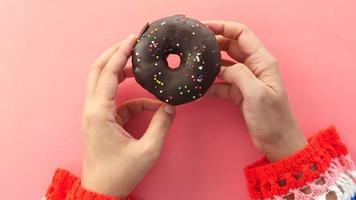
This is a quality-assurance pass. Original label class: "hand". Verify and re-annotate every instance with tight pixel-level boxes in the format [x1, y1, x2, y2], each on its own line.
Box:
[81, 35, 176, 198]
[205, 21, 307, 162]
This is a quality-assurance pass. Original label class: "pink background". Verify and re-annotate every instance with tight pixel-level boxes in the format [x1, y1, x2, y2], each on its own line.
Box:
[1, 0, 356, 199]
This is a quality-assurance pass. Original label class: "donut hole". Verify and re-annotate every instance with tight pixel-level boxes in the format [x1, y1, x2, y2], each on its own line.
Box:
[166, 54, 181, 69]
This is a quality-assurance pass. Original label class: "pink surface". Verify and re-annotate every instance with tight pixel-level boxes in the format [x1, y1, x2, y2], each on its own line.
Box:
[1, 0, 356, 199]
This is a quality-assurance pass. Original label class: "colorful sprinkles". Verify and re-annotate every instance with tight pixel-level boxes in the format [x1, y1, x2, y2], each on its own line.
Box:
[134, 16, 220, 104]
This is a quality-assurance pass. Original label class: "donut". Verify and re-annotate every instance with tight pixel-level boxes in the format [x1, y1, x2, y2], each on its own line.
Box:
[132, 15, 221, 105]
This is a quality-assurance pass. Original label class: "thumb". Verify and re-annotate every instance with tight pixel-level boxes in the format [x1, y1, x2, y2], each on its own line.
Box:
[219, 63, 261, 95]
[141, 104, 176, 147]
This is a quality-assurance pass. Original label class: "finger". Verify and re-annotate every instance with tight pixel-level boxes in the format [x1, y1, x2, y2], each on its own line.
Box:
[206, 82, 231, 100]
[118, 65, 134, 83]
[95, 35, 137, 100]
[116, 98, 161, 125]
[124, 65, 134, 77]
[221, 58, 236, 66]
[86, 41, 122, 98]
[219, 64, 261, 95]
[204, 20, 277, 74]
[220, 62, 282, 92]
[204, 20, 260, 46]
[206, 83, 243, 106]
[141, 104, 175, 147]
[216, 36, 247, 63]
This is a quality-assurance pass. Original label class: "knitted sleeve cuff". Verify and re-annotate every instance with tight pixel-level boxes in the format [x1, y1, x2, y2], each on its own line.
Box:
[244, 126, 355, 199]
[45, 168, 123, 200]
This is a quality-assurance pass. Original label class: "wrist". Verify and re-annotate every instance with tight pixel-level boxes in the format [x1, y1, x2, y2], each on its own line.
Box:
[81, 166, 130, 199]
[265, 128, 307, 162]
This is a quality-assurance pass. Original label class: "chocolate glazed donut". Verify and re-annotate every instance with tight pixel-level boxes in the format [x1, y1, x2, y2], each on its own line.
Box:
[132, 15, 221, 105]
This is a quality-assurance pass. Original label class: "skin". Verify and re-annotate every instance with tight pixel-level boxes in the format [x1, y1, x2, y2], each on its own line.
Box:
[81, 35, 176, 198]
[81, 21, 308, 198]
[203, 20, 307, 162]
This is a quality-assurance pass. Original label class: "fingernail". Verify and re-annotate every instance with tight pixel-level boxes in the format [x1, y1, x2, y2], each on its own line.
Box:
[163, 104, 175, 116]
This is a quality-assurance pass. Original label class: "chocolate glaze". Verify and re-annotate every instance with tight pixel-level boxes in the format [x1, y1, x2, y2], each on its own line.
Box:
[132, 15, 221, 105]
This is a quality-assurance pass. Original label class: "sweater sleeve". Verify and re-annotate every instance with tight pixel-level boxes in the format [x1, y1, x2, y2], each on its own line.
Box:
[44, 168, 134, 200]
[244, 126, 356, 200]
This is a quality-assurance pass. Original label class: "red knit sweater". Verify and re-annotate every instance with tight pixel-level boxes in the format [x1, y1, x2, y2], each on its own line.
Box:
[44, 127, 356, 200]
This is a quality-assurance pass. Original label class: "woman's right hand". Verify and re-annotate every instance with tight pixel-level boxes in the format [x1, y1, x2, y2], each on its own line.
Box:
[205, 20, 307, 162]
[81, 35, 176, 199]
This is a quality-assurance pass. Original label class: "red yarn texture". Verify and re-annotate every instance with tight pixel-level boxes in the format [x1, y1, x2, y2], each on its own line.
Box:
[46, 168, 134, 200]
[244, 126, 348, 199]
